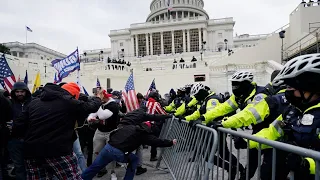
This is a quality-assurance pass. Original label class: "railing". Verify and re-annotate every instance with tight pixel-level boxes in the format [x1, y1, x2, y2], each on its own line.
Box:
[156, 117, 219, 180]
[157, 117, 320, 180]
[283, 27, 320, 60]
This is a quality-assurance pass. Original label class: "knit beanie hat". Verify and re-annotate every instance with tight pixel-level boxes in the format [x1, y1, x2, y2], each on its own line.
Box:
[62, 82, 80, 99]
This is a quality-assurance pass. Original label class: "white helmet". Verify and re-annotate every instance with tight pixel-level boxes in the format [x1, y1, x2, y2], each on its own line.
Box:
[190, 82, 206, 96]
[273, 53, 320, 91]
[230, 71, 254, 82]
[185, 84, 193, 88]
[177, 87, 186, 91]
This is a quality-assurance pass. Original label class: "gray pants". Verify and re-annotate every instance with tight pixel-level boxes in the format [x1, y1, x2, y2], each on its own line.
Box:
[93, 129, 116, 171]
[135, 146, 143, 167]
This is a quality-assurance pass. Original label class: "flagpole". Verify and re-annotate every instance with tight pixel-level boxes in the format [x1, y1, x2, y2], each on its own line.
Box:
[26, 27, 27, 44]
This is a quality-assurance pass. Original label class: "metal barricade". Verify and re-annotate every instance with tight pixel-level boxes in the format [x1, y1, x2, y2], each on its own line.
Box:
[215, 127, 320, 180]
[156, 117, 219, 180]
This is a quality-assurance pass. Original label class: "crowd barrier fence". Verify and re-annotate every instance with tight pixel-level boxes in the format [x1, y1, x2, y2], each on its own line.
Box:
[156, 117, 320, 180]
[156, 117, 219, 180]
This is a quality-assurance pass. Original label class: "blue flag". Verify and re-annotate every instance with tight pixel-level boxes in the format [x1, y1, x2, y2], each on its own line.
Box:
[24, 70, 28, 85]
[51, 49, 80, 81]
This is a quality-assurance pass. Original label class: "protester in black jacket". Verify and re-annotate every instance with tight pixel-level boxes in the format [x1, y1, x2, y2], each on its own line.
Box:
[8, 82, 32, 180]
[87, 89, 120, 178]
[0, 90, 12, 180]
[13, 82, 101, 179]
[81, 121, 176, 180]
[119, 106, 172, 127]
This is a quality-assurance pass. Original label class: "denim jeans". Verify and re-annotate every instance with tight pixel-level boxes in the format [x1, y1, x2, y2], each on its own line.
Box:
[81, 144, 138, 180]
[8, 138, 26, 180]
[73, 138, 87, 172]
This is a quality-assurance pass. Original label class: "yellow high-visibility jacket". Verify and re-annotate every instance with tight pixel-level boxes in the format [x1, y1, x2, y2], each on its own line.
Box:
[222, 89, 287, 129]
[249, 103, 320, 175]
[174, 96, 198, 117]
[185, 92, 221, 121]
[203, 84, 267, 124]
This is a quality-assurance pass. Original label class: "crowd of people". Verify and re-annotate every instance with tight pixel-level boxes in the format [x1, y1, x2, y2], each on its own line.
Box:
[1, 53, 320, 180]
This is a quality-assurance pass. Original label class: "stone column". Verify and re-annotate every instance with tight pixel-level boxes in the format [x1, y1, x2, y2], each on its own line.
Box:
[135, 34, 139, 56]
[131, 36, 134, 57]
[176, 11, 178, 19]
[199, 28, 202, 50]
[160, 32, 164, 54]
[150, 33, 154, 55]
[188, 11, 190, 18]
[172, 31, 175, 54]
[187, 29, 191, 52]
[182, 11, 185, 19]
[203, 29, 207, 51]
[145, 33, 149, 56]
[182, 29, 186, 52]
[164, 13, 167, 20]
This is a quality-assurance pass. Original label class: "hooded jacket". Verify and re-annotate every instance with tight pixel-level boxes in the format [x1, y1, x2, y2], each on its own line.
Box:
[12, 83, 101, 158]
[119, 106, 171, 127]
[10, 82, 32, 120]
[108, 123, 173, 153]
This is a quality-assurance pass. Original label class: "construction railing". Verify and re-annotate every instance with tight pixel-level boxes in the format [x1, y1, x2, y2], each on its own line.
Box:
[157, 117, 320, 180]
[156, 117, 219, 180]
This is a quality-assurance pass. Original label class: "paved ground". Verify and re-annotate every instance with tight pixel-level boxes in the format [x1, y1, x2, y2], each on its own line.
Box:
[94, 147, 172, 180]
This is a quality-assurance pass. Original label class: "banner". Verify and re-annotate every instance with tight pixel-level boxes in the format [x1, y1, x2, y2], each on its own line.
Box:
[51, 49, 80, 81]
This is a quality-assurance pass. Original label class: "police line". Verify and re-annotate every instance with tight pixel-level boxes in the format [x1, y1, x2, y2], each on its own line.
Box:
[156, 117, 320, 180]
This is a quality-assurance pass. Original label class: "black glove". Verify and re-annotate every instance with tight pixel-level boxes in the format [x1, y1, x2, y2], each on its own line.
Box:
[188, 119, 202, 129]
[176, 116, 185, 123]
[165, 114, 173, 119]
[206, 121, 223, 130]
[199, 106, 206, 115]
[234, 137, 247, 149]
[286, 153, 310, 175]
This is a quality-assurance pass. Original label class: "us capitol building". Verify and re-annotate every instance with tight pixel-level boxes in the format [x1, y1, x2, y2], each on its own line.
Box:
[3, 1, 320, 94]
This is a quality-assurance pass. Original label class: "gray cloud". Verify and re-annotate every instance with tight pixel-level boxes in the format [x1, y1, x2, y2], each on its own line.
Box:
[0, 0, 300, 54]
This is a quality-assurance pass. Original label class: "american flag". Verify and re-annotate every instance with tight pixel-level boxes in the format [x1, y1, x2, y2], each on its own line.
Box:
[0, 54, 16, 91]
[122, 73, 139, 112]
[26, 26, 33, 32]
[146, 98, 167, 115]
[146, 78, 156, 97]
[96, 77, 101, 87]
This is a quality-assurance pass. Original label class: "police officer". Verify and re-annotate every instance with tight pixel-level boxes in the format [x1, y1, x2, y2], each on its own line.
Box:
[174, 84, 198, 117]
[247, 54, 320, 179]
[191, 71, 267, 125]
[183, 83, 244, 180]
[165, 87, 186, 113]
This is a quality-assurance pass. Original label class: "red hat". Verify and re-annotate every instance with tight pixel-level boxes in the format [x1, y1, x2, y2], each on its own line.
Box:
[102, 89, 112, 99]
[144, 121, 152, 128]
[62, 82, 80, 100]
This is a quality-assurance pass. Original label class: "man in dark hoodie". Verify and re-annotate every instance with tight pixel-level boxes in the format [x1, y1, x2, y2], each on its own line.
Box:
[81, 121, 176, 180]
[7, 82, 32, 180]
[12, 82, 101, 179]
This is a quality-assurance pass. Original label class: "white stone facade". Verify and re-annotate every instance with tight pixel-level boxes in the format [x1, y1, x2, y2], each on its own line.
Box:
[3, 42, 66, 61]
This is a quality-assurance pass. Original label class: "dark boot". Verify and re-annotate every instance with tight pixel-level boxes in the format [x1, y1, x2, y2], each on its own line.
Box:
[150, 157, 158, 161]
[96, 169, 107, 178]
[136, 166, 147, 175]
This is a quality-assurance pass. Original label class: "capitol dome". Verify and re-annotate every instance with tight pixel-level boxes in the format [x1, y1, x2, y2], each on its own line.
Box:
[147, 0, 209, 22]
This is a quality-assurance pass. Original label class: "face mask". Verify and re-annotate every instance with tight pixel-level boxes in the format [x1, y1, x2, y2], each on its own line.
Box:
[232, 86, 242, 97]
[285, 90, 301, 108]
[285, 89, 312, 111]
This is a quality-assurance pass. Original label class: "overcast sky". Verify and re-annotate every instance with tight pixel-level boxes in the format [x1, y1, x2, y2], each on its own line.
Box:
[0, 0, 301, 54]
